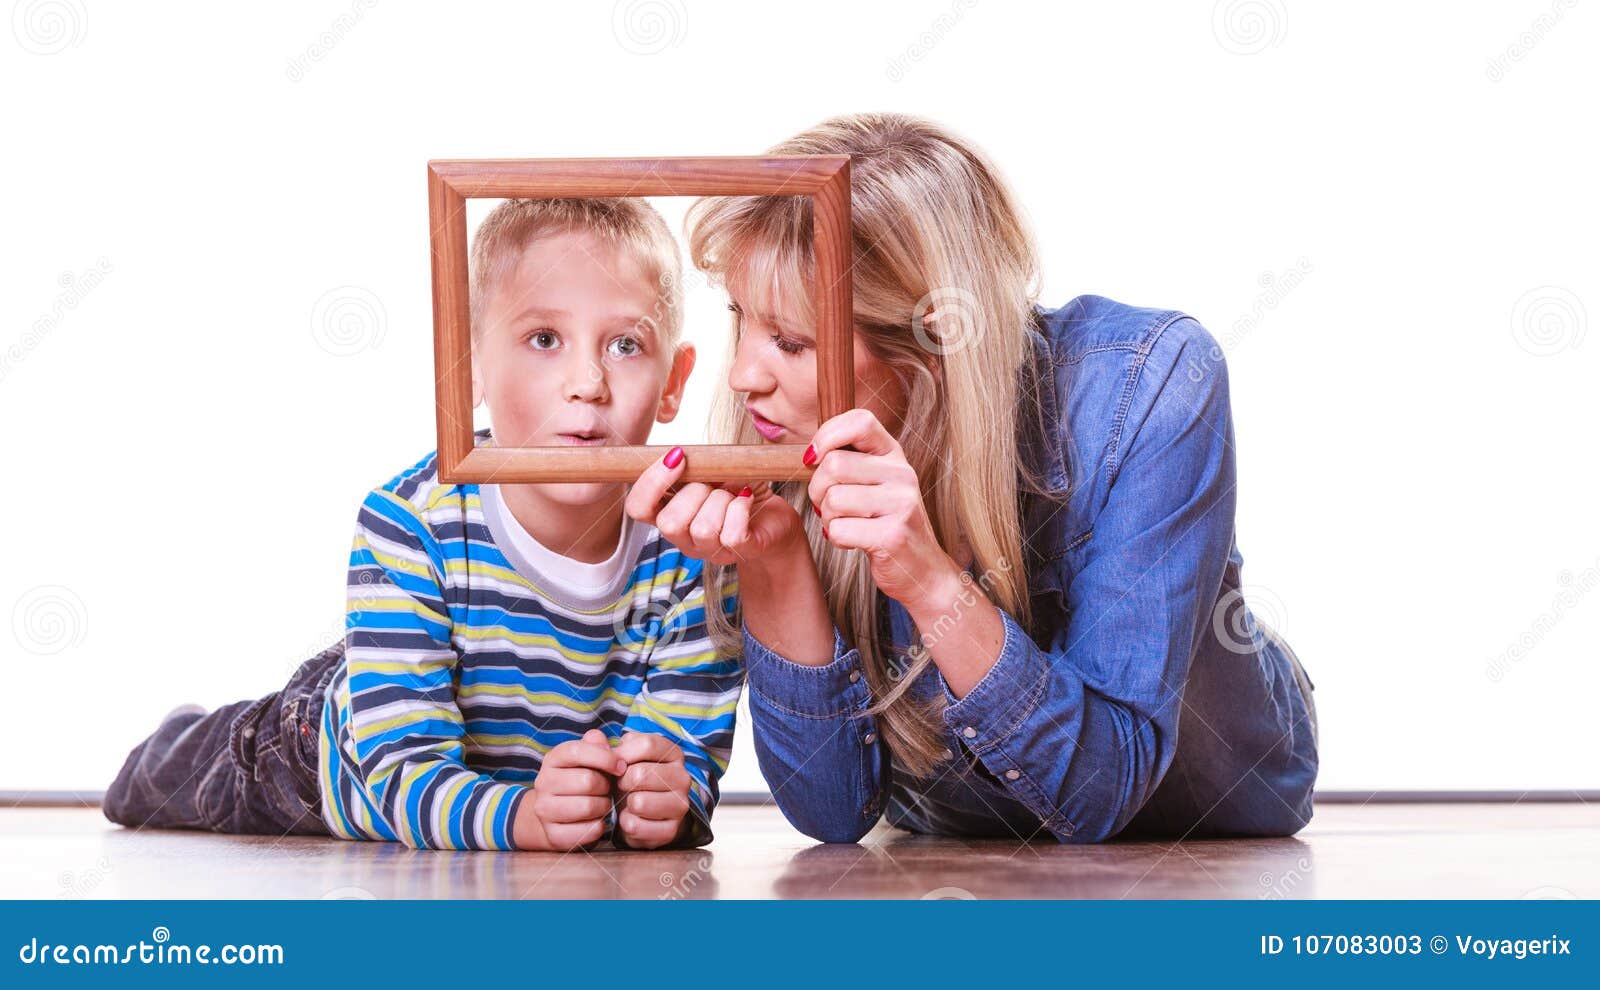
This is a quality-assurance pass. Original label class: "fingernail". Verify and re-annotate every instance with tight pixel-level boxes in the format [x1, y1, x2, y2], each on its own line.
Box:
[802, 443, 817, 467]
[812, 502, 822, 517]
[663, 446, 685, 469]
[738, 486, 753, 498]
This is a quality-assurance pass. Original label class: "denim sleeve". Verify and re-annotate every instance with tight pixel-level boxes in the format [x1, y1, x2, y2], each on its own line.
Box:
[743, 623, 886, 842]
[937, 317, 1238, 842]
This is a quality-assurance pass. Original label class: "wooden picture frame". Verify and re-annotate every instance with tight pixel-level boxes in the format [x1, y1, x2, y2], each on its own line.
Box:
[427, 155, 854, 485]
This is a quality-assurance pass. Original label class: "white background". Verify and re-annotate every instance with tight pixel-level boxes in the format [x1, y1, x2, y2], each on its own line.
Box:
[3, 2, 1595, 796]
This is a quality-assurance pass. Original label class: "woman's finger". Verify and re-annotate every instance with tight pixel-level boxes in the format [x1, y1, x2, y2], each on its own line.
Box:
[655, 482, 714, 544]
[813, 483, 888, 523]
[688, 488, 736, 557]
[810, 408, 899, 465]
[720, 485, 754, 551]
[807, 449, 915, 517]
[624, 446, 687, 525]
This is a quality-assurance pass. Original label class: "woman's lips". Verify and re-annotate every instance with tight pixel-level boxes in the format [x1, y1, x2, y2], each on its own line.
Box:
[748, 408, 786, 441]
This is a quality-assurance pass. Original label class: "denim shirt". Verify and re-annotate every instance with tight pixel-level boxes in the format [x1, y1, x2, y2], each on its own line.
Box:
[742, 294, 1319, 843]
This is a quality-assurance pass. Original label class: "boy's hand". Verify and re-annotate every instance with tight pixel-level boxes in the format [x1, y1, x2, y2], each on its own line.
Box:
[613, 731, 693, 849]
[514, 729, 625, 851]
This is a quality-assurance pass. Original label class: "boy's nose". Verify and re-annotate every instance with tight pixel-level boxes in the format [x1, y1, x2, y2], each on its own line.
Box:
[564, 356, 608, 401]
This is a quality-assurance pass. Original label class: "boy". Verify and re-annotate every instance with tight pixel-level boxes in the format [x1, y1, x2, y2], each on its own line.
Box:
[103, 198, 743, 851]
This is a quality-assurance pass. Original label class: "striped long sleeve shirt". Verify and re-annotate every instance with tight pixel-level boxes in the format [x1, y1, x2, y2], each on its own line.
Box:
[316, 429, 743, 850]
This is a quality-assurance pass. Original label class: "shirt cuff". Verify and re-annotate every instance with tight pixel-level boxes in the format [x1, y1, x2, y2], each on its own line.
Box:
[742, 623, 873, 719]
[938, 607, 1049, 751]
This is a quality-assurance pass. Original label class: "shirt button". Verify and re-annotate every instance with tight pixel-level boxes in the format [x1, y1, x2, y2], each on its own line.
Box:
[961, 726, 977, 739]
[862, 732, 877, 745]
[848, 670, 861, 683]
[1005, 769, 1021, 781]
[242, 727, 255, 739]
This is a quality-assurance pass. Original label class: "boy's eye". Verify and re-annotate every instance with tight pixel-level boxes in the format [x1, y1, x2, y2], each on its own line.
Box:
[608, 335, 644, 358]
[529, 330, 559, 350]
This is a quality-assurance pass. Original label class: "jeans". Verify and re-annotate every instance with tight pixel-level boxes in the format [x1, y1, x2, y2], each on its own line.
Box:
[102, 640, 345, 837]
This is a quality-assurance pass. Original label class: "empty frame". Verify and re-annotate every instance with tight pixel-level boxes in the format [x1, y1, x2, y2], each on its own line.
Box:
[427, 156, 854, 485]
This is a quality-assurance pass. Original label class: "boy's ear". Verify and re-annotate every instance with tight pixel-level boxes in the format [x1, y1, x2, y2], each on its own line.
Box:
[655, 342, 697, 424]
[469, 338, 484, 409]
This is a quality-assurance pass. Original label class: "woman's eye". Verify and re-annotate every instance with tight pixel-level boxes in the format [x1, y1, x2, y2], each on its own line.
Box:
[770, 334, 806, 356]
[608, 335, 643, 358]
[529, 330, 559, 350]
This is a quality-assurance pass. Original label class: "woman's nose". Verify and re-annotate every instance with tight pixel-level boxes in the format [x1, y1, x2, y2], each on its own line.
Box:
[727, 331, 774, 395]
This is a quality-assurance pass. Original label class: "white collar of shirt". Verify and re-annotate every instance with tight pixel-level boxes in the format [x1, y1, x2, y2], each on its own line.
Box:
[478, 482, 636, 597]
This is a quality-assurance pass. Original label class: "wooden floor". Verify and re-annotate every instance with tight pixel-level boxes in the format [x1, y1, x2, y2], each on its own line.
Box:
[5, 802, 1595, 899]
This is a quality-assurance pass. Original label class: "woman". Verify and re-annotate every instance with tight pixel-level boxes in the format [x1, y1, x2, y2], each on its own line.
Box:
[626, 112, 1318, 843]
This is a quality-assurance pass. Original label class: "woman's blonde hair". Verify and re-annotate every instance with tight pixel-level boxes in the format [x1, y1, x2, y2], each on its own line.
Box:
[687, 112, 1055, 776]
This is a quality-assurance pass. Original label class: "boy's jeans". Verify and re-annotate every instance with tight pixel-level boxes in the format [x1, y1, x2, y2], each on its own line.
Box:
[102, 641, 345, 836]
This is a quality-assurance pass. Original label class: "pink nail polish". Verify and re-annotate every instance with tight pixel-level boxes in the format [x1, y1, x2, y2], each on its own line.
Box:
[663, 446, 684, 469]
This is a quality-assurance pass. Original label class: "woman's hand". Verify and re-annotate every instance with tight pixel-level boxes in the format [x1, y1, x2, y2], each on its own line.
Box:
[806, 409, 965, 613]
[624, 446, 806, 571]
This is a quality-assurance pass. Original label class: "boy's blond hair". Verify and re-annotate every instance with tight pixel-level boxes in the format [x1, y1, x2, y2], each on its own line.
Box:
[469, 198, 684, 348]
